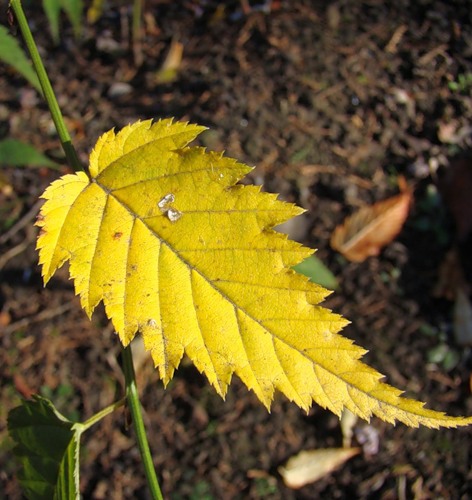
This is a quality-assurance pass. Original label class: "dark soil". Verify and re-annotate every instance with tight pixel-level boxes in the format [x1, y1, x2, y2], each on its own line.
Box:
[1, 1, 472, 498]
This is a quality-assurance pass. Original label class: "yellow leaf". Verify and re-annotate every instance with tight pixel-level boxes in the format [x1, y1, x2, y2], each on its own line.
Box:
[36, 119, 472, 428]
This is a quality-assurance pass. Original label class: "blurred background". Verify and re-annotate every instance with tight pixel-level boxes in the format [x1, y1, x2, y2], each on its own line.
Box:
[1, 1, 471, 498]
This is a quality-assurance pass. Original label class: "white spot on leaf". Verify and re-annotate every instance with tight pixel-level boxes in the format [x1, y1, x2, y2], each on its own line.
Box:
[157, 193, 182, 222]
[158, 193, 175, 212]
[167, 207, 182, 222]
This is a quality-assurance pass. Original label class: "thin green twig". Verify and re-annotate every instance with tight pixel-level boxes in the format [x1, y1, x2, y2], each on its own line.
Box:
[9, 0, 83, 172]
[132, 0, 144, 66]
[122, 345, 163, 500]
[82, 397, 127, 432]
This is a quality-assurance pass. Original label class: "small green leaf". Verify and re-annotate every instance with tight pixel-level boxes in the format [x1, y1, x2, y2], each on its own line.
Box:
[7, 396, 81, 500]
[0, 25, 41, 91]
[42, 0, 61, 45]
[42, 0, 83, 44]
[293, 255, 338, 290]
[60, 0, 84, 40]
[0, 139, 59, 169]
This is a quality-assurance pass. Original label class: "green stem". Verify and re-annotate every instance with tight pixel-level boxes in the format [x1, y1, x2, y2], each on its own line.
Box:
[82, 397, 127, 432]
[9, 0, 83, 172]
[122, 345, 163, 500]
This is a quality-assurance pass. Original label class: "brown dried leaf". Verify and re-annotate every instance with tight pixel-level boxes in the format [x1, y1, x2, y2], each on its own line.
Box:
[454, 287, 472, 347]
[433, 247, 464, 301]
[156, 39, 183, 84]
[13, 374, 35, 399]
[439, 156, 472, 241]
[279, 448, 360, 489]
[331, 177, 412, 262]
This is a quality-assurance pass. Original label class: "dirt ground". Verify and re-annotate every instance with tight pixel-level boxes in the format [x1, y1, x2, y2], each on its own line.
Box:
[1, 1, 472, 498]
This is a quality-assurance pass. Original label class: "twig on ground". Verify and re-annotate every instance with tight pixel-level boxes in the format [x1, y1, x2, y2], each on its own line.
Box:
[3, 302, 75, 335]
[0, 200, 42, 245]
[0, 240, 31, 270]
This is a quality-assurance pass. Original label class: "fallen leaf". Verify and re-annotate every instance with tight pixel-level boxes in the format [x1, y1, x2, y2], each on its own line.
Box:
[340, 408, 358, 448]
[13, 374, 35, 399]
[439, 156, 472, 241]
[156, 39, 183, 84]
[279, 448, 360, 489]
[331, 177, 412, 262]
[454, 287, 472, 347]
[130, 336, 150, 375]
[0, 310, 11, 327]
[87, 0, 105, 24]
[433, 247, 464, 301]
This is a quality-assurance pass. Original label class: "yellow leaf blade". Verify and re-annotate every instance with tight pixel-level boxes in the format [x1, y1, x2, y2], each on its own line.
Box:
[36, 120, 472, 428]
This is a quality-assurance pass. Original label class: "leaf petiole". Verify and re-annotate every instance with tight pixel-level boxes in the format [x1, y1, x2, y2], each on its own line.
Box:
[81, 397, 127, 432]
